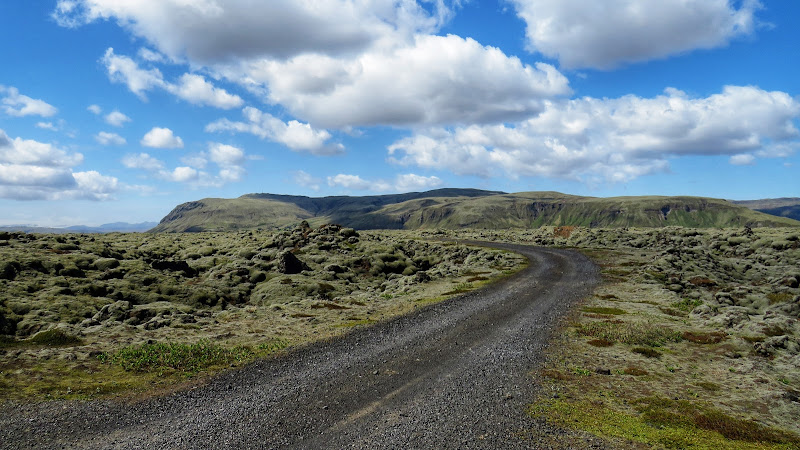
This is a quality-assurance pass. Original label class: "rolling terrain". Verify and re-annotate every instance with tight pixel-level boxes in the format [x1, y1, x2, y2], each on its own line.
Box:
[152, 190, 800, 232]
[733, 198, 800, 222]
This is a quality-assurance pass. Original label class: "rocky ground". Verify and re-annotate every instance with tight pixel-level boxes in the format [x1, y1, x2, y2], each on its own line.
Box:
[0, 223, 524, 399]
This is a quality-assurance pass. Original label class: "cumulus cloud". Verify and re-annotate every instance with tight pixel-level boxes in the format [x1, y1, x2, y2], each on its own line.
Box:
[122, 142, 247, 186]
[36, 122, 59, 131]
[166, 74, 243, 109]
[0, 86, 58, 117]
[327, 173, 442, 192]
[510, 0, 762, 69]
[122, 152, 164, 171]
[101, 48, 166, 99]
[141, 127, 184, 148]
[87, 104, 102, 114]
[95, 131, 127, 146]
[101, 48, 241, 108]
[63, 4, 567, 129]
[105, 110, 131, 127]
[292, 170, 321, 191]
[53, 0, 456, 63]
[730, 154, 756, 166]
[0, 129, 118, 201]
[206, 107, 344, 155]
[245, 34, 569, 128]
[389, 86, 800, 183]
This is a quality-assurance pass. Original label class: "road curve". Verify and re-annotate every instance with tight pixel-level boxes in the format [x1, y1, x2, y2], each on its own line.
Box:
[1, 243, 599, 449]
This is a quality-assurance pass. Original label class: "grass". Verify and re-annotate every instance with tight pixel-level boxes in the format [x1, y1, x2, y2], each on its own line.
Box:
[581, 306, 626, 315]
[575, 320, 683, 347]
[632, 347, 662, 358]
[530, 397, 800, 449]
[101, 340, 254, 375]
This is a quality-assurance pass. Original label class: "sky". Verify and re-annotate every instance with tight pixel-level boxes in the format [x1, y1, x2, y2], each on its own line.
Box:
[0, 0, 798, 227]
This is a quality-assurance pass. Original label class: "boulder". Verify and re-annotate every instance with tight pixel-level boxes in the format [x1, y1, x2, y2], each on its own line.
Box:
[276, 251, 309, 275]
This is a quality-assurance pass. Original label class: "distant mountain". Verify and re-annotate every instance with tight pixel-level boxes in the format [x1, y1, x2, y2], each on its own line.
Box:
[0, 222, 157, 234]
[733, 198, 800, 222]
[152, 190, 800, 232]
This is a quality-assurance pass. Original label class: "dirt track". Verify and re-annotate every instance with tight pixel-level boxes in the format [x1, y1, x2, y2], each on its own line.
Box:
[0, 243, 600, 449]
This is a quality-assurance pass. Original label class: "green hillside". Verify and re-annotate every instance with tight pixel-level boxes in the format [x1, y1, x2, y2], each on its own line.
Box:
[733, 198, 800, 222]
[152, 190, 800, 232]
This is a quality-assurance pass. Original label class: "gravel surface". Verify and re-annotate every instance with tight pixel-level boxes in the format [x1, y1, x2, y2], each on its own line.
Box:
[1, 243, 601, 449]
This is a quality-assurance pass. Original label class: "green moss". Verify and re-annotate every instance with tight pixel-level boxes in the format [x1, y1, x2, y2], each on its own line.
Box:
[28, 329, 83, 346]
[575, 320, 682, 347]
[530, 397, 800, 449]
[581, 306, 626, 315]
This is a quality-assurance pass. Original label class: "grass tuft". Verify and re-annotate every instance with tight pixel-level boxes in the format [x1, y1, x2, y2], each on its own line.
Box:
[102, 340, 253, 374]
[581, 306, 626, 315]
[575, 320, 682, 347]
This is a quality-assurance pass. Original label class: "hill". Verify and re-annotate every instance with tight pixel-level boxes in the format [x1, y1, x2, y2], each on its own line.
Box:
[0, 222, 157, 234]
[151, 190, 800, 232]
[733, 198, 800, 222]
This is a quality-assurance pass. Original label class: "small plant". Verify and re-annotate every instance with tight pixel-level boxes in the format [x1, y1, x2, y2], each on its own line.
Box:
[575, 320, 682, 347]
[632, 347, 661, 358]
[681, 331, 726, 344]
[587, 338, 614, 347]
[767, 292, 794, 304]
[572, 367, 591, 376]
[581, 306, 626, 315]
[623, 366, 648, 376]
[105, 340, 253, 374]
[671, 298, 703, 312]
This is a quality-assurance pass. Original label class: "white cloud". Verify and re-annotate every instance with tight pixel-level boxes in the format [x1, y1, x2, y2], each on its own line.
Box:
[167, 73, 243, 109]
[72, 171, 119, 200]
[246, 34, 569, 128]
[36, 122, 59, 131]
[141, 127, 184, 148]
[0, 133, 83, 167]
[101, 48, 243, 109]
[327, 174, 374, 191]
[292, 170, 321, 191]
[122, 152, 164, 171]
[166, 166, 199, 183]
[394, 173, 443, 192]
[105, 110, 131, 127]
[95, 131, 127, 146]
[208, 142, 245, 166]
[87, 104, 102, 115]
[389, 86, 800, 183]
[101, 48, 166, 99]
[138, 47, 166, 63]
[62, 4, 566, 129]
[53, 0, 455, 63]
[0, 86, 58, 117]
[206, 107, 344, 155]
[510, 0, 762, 69]
[327, 173, 442, 192]
[123, 143, 247, 186]
[0, 129, 118, 201]
[730, 154, 756, 166]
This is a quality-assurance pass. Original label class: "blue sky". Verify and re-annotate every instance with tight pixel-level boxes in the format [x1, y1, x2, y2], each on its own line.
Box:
[0, 0, 798, 226]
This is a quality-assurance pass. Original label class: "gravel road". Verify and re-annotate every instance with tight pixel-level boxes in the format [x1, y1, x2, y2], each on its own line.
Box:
[1, 243, 600, 449]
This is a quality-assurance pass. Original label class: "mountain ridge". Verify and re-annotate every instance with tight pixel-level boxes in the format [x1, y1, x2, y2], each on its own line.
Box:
[151, 190, 800, 232]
